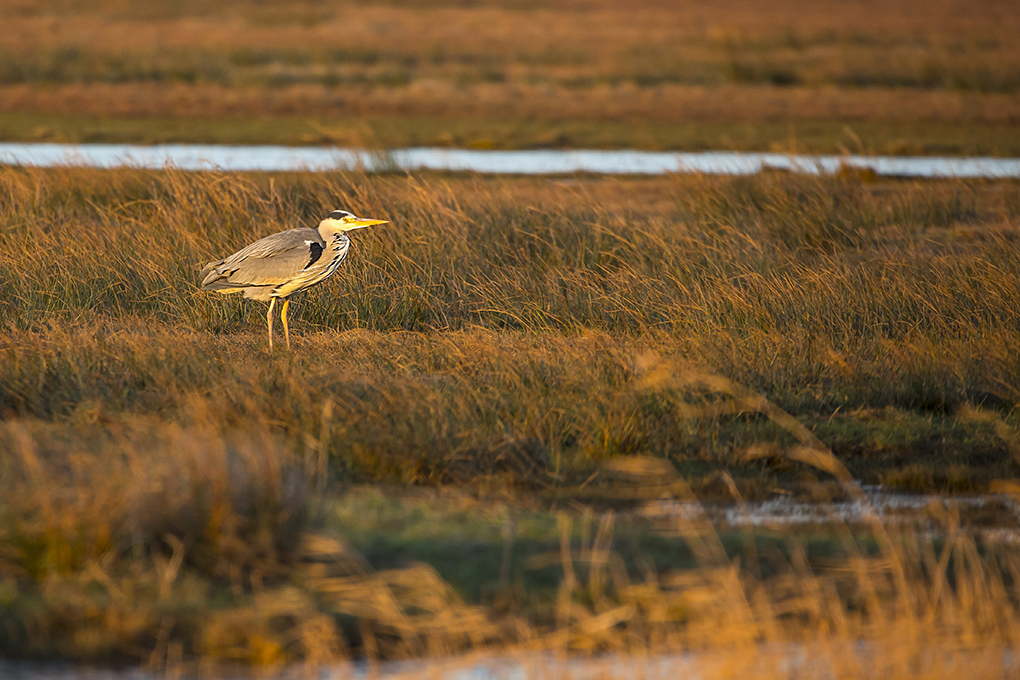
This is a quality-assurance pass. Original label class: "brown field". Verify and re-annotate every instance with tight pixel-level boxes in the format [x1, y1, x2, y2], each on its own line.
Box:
[1, 167, 1020, 672]
[0, 0, 1018, 151]
[4, 0, 1019, 93]
[3, 1, 1020, 672]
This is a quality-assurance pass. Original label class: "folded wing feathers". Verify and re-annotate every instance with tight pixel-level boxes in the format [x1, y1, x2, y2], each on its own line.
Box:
[200, 228, 324, 290]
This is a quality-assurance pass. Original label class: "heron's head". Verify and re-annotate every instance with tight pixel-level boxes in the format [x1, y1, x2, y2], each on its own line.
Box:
[318, 209, 388, 234]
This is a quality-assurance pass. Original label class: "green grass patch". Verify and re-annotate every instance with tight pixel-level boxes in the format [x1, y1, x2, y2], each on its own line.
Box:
[328, 488, 884, 607]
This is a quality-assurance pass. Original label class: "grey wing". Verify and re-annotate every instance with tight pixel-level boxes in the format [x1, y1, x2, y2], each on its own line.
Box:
[201, 228, 325, 293]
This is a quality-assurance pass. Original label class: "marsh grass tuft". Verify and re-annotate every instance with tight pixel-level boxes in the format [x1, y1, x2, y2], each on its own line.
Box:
[2, 168, 1019, 489]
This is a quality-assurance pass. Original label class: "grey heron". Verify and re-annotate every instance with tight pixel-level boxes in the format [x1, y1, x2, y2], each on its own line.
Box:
[200, 209, 387, 350]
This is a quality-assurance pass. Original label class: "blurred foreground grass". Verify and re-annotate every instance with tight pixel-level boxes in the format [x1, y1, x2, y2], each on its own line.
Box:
[2, 428, 1019, 674]
[1, 167, 1020, 671]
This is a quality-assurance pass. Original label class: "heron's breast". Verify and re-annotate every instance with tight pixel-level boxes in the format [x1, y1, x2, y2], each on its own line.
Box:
[271, 239, 350, 298]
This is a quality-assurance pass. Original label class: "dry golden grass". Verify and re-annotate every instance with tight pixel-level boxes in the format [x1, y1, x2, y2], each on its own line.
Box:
[4, 81, 1019, 127]
[1, 0, 1018, 151]
[3, 0, 1018, 91]
[2, 167, 1020, 490]
[2, 166, 1020, 672]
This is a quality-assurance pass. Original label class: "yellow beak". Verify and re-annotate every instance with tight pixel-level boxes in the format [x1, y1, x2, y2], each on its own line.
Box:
[341, 218, 388, 231]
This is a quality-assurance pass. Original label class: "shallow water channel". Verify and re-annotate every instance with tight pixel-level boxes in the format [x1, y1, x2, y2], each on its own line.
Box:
[2, 646, 1013, 680]
[643, 485, 1020, 530]
[0, 656, 684, 680]
[2, 143, 1020, 177]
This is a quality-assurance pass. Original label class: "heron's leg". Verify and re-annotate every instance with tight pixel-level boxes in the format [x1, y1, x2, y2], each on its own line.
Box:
[266, 297, 276, 351]
[281, 298, 291, 350]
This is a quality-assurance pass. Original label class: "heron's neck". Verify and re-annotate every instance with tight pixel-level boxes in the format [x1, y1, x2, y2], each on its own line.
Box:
[316, 223, 350, 242]
[325, 231, 350, 252]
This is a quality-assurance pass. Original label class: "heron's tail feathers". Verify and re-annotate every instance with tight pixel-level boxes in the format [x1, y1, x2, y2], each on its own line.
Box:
[200, 260, 233, 289]
[201, 279, 243, 293]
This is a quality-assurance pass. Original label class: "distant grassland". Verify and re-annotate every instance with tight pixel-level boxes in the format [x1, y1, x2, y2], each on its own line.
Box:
[3, 109, 1019, 156]
[1, 167, 1019, 495]
[1, 0, 1019, 152]
[3, 0, 1018, 92]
